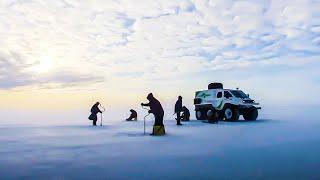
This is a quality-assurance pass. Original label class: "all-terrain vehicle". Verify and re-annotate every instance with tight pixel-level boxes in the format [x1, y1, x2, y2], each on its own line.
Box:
[194, 83, 261, 121]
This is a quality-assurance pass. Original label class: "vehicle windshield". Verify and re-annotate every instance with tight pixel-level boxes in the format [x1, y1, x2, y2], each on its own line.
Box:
[230, 90, 248, 98]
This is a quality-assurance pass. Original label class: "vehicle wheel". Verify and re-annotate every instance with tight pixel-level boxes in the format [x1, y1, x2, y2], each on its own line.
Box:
[207, 110, 219, 123]
[243, 108, 258, 121]
[224, 107, 239, 121]
[196, 110, 207, 120]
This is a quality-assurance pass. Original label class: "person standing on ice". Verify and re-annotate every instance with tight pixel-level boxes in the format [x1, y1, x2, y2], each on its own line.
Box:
[88, 102, 102, 126]
[126, 109, 137, 121]
[174, 96, 183, 125]
[141, 93, 164, 127]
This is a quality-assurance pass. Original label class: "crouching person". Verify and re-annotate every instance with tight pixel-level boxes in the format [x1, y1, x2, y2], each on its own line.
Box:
[141, 93, 165, 136]
[126, 109, 137, 121]
[181, 106, 190, 121]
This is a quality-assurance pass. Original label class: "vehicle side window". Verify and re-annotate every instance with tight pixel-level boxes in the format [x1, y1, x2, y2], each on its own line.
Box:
[217, 92, 222, 98]
[224, 91, 232, 98]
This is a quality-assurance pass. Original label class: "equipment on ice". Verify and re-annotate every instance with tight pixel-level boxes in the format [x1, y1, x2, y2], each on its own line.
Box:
[151, 126, 165, 136]
[99, 104, 106, 126]
[194, 83, 261, 122]
[142, 105, 151, 135]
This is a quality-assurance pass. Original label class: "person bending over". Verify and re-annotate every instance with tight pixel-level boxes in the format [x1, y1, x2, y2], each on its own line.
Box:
[141, 93, 164, 127]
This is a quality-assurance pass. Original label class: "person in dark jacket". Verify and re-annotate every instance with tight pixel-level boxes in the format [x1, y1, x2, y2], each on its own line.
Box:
[181, 106, 190, 121]
[88, 102, 102, 126]
[126, 109, 137, 121]
[141, 93, 164, 126]
[174, 96, 183, 125]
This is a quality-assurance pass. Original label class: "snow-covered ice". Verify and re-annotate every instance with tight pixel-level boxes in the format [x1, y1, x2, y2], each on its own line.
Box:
[1, 108, 320, 179]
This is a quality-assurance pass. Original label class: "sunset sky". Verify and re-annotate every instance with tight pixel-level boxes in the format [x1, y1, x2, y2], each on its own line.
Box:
[1, 0, 320, 121]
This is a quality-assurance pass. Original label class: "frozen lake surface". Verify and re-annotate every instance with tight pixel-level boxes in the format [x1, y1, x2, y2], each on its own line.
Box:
[0, 116, 320, 179]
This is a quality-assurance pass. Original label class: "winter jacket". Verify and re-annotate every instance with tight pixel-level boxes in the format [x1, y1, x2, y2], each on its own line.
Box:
[175, 98, 182, 113]
[142, 98, 164, 117]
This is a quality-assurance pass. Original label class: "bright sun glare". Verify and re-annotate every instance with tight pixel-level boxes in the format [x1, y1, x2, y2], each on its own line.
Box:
[33, 57, 54, 73]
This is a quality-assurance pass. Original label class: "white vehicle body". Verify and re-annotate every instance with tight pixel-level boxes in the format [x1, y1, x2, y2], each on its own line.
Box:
[194, 88, 261, 121]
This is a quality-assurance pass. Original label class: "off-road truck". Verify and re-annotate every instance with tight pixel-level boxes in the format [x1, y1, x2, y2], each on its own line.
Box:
[194, 83, 261, 121]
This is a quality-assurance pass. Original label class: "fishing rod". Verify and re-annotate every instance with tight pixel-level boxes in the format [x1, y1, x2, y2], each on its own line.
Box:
[141, 105, 151, 135]
[99, 104, 106, 126]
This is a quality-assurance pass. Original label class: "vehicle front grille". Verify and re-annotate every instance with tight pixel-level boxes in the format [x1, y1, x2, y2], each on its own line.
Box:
[194, 98, 202, 104]
[243, 99, 254, 103]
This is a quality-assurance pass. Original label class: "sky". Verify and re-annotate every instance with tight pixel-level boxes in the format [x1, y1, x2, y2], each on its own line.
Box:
[0, 0, 320, 122]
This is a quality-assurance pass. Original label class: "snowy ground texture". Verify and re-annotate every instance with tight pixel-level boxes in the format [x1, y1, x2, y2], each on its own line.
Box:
[1, 113, 320, 179]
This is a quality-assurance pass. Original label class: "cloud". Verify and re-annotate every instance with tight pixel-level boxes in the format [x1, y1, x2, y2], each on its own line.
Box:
[0, 0, 319, 91]
[0, 51, 104, 89]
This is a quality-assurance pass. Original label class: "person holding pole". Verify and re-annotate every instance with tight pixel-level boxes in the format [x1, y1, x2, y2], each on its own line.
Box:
[141, 93, 165, 136]
[88, 102, 103, 126]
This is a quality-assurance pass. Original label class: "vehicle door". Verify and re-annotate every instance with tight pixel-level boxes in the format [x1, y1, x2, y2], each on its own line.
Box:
[213, 90, 224, 110]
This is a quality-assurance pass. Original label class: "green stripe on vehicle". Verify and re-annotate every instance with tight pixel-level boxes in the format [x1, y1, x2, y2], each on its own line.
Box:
[216, 100, 223, 110]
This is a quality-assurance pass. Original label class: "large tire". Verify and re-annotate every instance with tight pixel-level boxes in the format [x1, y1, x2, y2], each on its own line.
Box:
[224, 107, 239, 121]
[207, 110, 219, 123]
[243, 108, 258, 121]
[196, 110, 207, 120]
